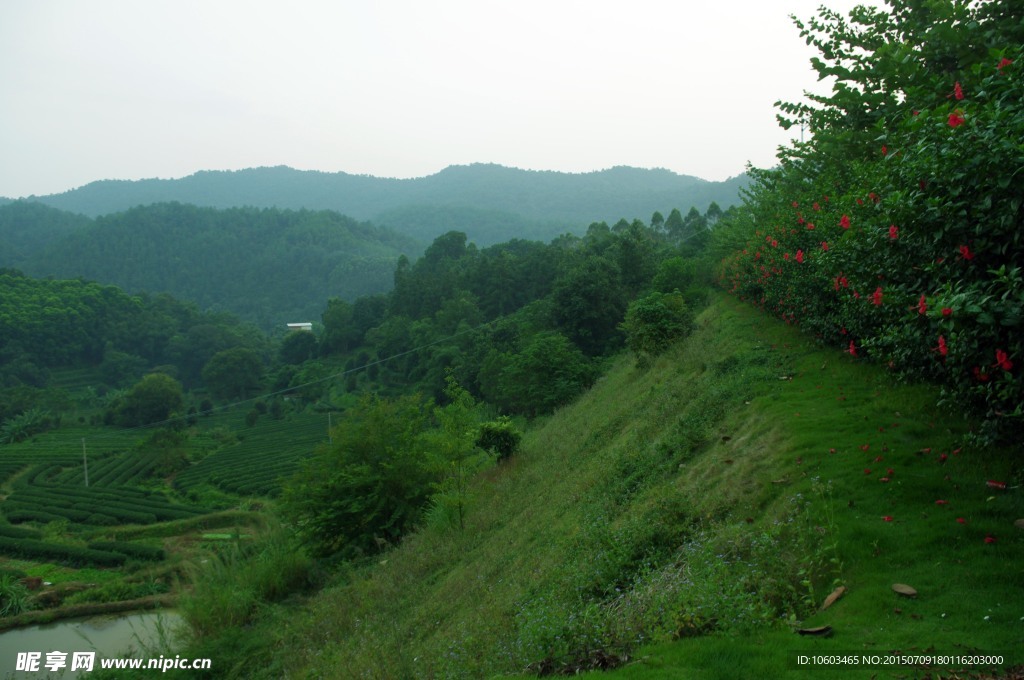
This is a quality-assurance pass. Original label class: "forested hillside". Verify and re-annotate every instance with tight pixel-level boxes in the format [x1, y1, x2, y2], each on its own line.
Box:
[20, 164, 748, 245]
[0, 202, 421, 328]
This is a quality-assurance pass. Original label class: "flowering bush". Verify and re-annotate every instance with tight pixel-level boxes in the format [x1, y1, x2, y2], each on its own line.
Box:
[715, 1, 1022, 441]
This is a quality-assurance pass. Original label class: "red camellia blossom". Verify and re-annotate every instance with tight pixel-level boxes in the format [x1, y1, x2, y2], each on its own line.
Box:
[942, 307, 952, 317]
[948, 112, 966, 127]
[821, 241, 829, 251]
[998, 57, 1013, 71]
[888, 225, 898, 239]
[935, 335, 948, 356]
[872, 287, 883, 306]
[840, 214, 851, 229]
[935, 499, 949, 505]
[954, 81, 964, 100]
[984, 534, 997, 544]
[813, 202, 820, 211]
[993, 349, 1013, 371]
[881, 145, 887, 156]
[882, 516, 893, 522]
[956, 517, 966, 524]
[848, 341, 857, 357]
[959, 244, 975, 260]
[973, 366, 990, 381]
[917, 294, 927, 315]
[795, 250, 805, 263]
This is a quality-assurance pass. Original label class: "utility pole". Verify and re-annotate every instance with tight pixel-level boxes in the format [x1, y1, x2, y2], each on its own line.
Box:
[82, 438, 89, 487]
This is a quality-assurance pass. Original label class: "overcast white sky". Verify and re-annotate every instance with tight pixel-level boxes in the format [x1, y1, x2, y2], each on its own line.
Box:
[0, 0, 866, 198]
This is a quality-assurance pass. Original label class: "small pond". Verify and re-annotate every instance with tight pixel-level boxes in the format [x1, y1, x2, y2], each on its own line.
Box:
[0, 611, 181, 679]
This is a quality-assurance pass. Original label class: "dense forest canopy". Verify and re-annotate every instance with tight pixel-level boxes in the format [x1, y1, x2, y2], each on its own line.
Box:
[0, 202, 420, 328]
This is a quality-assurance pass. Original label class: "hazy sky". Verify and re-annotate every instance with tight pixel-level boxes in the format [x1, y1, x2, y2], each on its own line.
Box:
[0, 0, 865, 198]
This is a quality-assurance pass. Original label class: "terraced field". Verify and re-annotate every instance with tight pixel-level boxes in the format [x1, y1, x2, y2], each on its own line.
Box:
[174, 411, 331, 496]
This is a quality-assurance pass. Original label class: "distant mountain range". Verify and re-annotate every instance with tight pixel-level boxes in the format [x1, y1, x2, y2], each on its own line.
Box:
[0, 164, 748, 327]
[14, 164, 749, 245]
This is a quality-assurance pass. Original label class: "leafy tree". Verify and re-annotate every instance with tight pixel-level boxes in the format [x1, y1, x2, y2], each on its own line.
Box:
[664, 208, 685, 241]
[480, 332, 595, 417]
[551, 257, 628, 356]
[112, 373, 184, 427]
[100, 349, 149, 388]
[476, 416, 522, 462]
[319, 298, 357, 356]
[424, 377, 491, 531]
[620, 291, 694, 367]
[282, 393, 436, 557]
[650, 211, 665, 232]
[201, 348, 264, 400]
[279, 330, 318, 365]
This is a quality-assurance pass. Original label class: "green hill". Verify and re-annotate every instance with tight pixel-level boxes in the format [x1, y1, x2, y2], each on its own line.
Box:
[166, 294, 1023, 678]
[28, 164, 749, 245]
[0, 202, 421, 329]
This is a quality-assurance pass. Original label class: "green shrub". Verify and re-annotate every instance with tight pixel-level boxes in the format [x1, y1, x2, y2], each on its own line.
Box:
[715, 2, 1022, 442]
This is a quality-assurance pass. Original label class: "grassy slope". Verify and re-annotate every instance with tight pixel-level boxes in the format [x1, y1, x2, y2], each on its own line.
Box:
[191, 294, 1023, 679]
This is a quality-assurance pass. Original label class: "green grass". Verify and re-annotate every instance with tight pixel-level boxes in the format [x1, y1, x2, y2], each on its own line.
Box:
[110, 294, 1024, 678]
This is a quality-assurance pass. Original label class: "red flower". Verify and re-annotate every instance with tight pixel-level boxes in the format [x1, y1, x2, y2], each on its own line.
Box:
[872, 287, 883, 306]
[954, 81, 964, 100]
[998, 57, 1013, 71]
[949, 112, 966, 128]
[840, 214, 851, 229]
[935, 499, 949, 505]
[861, 444, 870, 452]
[791, 201, 799, 208]
[917, 294, 927, 315]
[936, 336, 948, 356]
[993, 349, 1013, 371]
[882, 515, 893, 522]
[888, 225, 898, 240]
[941, 307, 952, 317]
[821, 241, 829, 251]
[879, 477, 890, 483]
[986, 480, 1007, 490]
[848, 341, 857, 357]
[984, 534, 997, 544]
[881, 145, 887, 156]
[813, 202, 820, 211]
[956, 517, 966, 524]
[795, 249, 805, 263]
[959, 244, 974, 260]
[869, 192, 880, 203]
